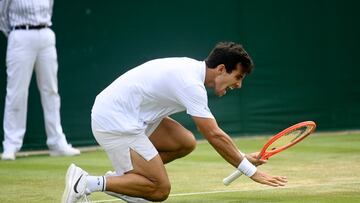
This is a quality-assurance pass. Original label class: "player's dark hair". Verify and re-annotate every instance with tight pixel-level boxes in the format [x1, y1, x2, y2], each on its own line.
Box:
[205, 42, 254, 74]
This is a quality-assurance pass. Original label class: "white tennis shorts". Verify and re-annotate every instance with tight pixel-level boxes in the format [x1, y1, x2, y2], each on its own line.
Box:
[91, 119, 161, 175]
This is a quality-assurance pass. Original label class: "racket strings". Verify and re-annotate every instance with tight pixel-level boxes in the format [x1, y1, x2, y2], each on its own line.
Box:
[266, 126, 312, 152]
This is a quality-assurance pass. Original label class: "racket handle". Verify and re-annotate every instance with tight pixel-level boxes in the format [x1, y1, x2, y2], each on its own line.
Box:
[223, 170, 243, 186]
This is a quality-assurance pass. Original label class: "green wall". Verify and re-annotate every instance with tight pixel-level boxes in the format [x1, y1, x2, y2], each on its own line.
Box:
[0, 0, 359, 150]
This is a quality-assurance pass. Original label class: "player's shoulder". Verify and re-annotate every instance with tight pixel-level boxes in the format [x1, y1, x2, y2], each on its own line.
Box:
[150, 57, 199, 64]
[168, 57, 204, 70]
[144, 57, 203, 74]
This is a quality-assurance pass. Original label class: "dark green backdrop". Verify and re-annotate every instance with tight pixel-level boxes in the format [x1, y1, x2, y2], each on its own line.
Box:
[0, 0, 359, 151]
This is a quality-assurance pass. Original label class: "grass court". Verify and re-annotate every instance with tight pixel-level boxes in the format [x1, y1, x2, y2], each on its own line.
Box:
[1, 132, 359, 202]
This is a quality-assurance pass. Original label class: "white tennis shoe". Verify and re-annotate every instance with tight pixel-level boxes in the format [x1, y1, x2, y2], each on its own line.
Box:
[62, 163, 90, 203]
[105, 170, 118, 177]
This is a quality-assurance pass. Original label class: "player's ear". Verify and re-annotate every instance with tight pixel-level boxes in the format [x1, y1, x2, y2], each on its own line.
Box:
[216, 64, 226, 74]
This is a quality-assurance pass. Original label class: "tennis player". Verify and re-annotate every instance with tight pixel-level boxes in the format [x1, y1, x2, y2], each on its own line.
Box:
[62, 42, 288, 203]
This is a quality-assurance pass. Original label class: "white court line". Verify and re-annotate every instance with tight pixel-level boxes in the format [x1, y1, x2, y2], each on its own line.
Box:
[86, 181, 360, 203]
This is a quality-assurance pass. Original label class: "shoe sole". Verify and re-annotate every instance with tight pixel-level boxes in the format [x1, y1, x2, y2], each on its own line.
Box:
[1, 156, 15, 161]
[62, 163, 76, 203]
[105, 191, 150, 203]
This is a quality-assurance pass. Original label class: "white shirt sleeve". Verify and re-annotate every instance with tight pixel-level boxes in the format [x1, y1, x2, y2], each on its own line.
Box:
[177, 84, 214, 119]
[0, 0, 11, 36]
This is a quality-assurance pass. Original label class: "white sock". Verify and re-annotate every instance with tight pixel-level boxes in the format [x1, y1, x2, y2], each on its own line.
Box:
[86, 176, 106, 193]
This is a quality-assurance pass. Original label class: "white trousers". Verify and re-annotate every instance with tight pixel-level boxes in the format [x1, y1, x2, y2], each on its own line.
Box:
[2, 28, 68, 153]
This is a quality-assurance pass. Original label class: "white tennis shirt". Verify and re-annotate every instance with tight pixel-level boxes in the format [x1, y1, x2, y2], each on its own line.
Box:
[92, 57, 214, 135]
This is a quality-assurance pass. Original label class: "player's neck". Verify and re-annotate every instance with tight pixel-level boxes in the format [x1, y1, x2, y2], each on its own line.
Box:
[204, 67, 217, 87]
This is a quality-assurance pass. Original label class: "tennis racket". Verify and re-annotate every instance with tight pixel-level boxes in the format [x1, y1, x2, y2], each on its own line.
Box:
[223, 121, 316, 186]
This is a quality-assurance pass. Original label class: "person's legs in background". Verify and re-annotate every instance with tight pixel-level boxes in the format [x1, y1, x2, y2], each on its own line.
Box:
[34, 28, 79, 156]
[2, 31, 37, 160]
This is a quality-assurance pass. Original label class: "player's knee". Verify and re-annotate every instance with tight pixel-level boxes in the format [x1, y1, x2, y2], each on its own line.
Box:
[182, 132, 196, 154]
[150, 182, 171, 201]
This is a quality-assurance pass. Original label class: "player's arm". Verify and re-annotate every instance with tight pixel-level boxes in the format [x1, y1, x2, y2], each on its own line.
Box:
[192, 116, 287, 186]
[192, 116, 258, 167]
[191, 116, 240, 166]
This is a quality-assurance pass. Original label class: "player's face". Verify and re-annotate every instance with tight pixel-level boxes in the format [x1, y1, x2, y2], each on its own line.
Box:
[214, 64, 246, 97]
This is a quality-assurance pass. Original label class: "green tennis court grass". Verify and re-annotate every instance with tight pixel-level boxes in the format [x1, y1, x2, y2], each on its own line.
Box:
[1, 132, 359, 202]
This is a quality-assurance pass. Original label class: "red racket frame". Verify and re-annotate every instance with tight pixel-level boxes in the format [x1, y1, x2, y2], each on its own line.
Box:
[258, 121, 316, 160]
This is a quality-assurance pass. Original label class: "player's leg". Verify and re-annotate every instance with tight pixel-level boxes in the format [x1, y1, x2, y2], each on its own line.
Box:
[149, 117, 196, 164]
[2, 30, 37, 159]
[93, 120, 171, 201]
[63, 122, 171, 202]
[106, 150, 171, 201]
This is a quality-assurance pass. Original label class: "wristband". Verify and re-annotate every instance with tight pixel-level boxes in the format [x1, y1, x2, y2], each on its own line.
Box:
[237, 157, 257, 177]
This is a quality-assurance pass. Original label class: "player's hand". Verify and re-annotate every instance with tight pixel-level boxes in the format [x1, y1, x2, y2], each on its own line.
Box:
[250, 170, 288, 187]
[246, 152, 267, 166]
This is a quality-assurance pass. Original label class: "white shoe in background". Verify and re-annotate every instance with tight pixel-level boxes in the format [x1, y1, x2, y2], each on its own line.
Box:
[1, 151, 16, 161]
[49, 144, 80, 157]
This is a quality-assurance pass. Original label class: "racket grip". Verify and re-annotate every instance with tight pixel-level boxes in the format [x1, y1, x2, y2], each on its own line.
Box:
[223, 170, 243, 186]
